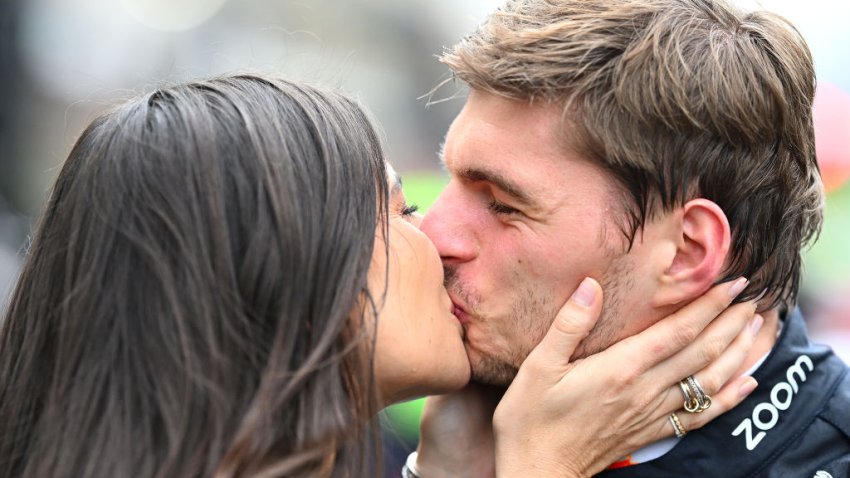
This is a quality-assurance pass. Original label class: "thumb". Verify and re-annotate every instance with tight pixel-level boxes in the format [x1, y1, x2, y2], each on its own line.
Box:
[533, 277, 604, 366]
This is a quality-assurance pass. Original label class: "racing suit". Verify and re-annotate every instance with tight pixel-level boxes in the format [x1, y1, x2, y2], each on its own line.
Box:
[596, 308, 850, 478]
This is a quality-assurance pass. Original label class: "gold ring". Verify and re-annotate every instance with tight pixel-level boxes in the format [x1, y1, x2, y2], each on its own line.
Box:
[669, 412, 687, 438]
[678, 379, 701, 412]
[679, 375, 712, 413]
[686, 375, 712, 412]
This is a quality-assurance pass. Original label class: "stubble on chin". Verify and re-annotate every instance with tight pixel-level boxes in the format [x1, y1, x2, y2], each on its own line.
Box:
[444, 266, 514, 385]
[445, 266, 556, 386]
[445, 253, 634, 386]
[468, 354, 519, 386]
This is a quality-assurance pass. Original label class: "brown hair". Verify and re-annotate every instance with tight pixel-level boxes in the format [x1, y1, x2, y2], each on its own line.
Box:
[0, 75, 388, 477]
[441, 0, 823, 309]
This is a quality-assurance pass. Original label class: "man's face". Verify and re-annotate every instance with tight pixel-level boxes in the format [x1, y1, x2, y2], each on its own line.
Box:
[421, 90, 659, 385]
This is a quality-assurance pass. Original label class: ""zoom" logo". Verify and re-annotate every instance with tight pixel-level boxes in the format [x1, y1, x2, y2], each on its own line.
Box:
[731, 354, 815, 451]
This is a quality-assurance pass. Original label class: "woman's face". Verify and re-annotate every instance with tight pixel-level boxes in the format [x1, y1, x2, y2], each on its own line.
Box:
[371, 165, 471, 405]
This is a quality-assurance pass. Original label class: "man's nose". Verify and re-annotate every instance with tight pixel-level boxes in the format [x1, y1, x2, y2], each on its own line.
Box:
[420, 182, 477, 264]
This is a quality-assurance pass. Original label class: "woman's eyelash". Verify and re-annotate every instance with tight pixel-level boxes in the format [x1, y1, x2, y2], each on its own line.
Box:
[401, 204, 419, 216]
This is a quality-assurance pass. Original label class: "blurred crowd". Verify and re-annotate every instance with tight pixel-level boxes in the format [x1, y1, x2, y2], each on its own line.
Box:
[0, 0, 488, 310]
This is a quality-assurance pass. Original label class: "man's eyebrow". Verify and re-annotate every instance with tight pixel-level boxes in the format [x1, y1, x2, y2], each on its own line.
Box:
[438, 143, 537, 208]
[457, 166, 537, 208]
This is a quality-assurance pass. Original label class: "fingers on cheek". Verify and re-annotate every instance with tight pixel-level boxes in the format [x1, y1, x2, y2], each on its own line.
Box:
[699, 336, 732, 369]
[637, 319, 698, 361]
[698, 354, 743, 394]
[669, 321, 704, 354]
[725, 301, 758, 327]
[710, 302, 752, 341]
[693, 329, 753, 394]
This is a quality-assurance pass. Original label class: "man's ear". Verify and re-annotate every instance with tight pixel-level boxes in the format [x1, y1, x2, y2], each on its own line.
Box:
[655, 198, 731, 306]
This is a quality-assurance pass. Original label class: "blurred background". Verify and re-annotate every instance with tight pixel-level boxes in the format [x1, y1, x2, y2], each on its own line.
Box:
[0, 0, 848, 476]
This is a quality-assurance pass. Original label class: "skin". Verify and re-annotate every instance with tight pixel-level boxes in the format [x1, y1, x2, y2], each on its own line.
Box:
[370, 165, 471, 405]
[416, 279, 762, 478]
[363, 154, 762, 476]
[420, 90, 777, 386]
[403, 90, 769, 475]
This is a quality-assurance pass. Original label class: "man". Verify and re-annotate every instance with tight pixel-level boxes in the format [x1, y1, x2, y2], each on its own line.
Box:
[414, 0, 850, 476]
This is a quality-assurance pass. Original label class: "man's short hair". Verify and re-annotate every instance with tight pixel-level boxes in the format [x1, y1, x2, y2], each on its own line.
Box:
[441, 0, 824, 309]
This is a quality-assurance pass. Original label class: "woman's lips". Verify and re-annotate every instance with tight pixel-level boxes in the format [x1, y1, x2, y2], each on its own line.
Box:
[452, 302, 470, 325]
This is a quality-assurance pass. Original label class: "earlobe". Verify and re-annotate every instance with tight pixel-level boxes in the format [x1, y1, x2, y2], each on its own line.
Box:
[658, 199, 731, 306]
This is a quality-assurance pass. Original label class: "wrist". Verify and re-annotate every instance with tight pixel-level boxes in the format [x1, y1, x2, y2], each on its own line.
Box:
[494, 442, 584, 478]
[416, 443, 496, 478]
[495, 460, 582, 478]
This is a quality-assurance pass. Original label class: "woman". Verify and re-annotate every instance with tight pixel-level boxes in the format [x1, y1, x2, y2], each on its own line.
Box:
[0, 75, 757, 477]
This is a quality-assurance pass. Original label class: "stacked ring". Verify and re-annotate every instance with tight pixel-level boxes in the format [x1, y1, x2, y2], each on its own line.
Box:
[679, 375, 712, 413]
[669, 413, 687, 438]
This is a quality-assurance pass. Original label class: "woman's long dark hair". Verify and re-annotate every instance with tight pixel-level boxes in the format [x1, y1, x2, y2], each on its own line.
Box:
[0, 75, 388, 477]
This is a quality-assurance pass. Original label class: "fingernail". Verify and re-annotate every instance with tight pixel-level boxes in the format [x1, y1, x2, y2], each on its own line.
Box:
[571, 277, 596, 308]
[728, 277, 749, 299]
[739, 377, 758, 398]
[749, 314, 764, 337]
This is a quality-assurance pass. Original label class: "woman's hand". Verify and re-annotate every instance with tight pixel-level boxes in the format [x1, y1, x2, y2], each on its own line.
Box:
[493, 277, 759, 478]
